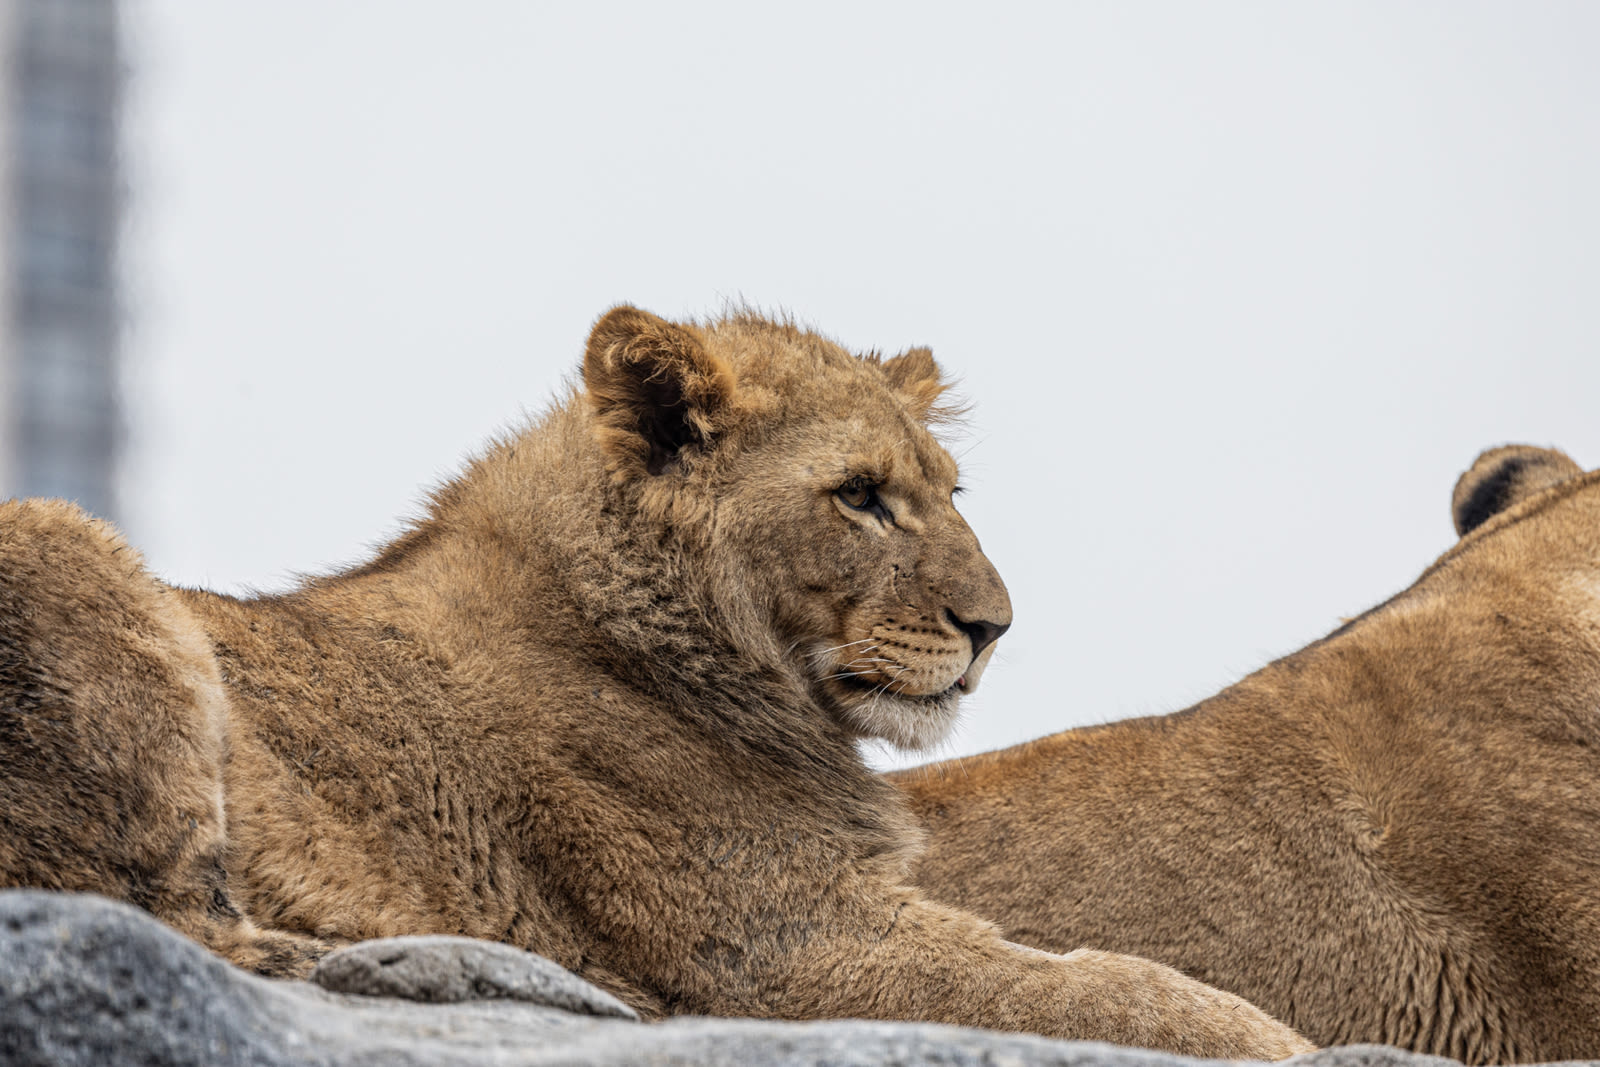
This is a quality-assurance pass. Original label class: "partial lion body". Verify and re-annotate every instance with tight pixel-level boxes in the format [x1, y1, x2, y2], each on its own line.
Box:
[0, 501, 326, 975]
[0, 308, 1310, 1057]
[898, 448, 1600, 1063]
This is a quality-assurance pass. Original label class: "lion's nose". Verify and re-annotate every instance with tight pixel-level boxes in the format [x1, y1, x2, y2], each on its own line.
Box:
[946, 610, 1010, 658]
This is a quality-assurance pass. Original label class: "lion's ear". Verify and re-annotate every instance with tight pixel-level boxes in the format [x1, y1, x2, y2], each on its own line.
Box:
[583, 306, 736, 477]
[1451, 445, 1584, 537]
[879, 347, 950, 421]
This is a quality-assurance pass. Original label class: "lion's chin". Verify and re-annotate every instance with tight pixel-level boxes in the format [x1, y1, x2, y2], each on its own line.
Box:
[825, 679, 964, 752]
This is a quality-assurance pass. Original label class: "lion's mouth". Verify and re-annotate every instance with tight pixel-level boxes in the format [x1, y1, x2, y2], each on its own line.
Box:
[829, 669, 964, 704]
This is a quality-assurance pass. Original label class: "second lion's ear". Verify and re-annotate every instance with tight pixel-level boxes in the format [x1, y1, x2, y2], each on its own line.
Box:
[1451, 445, 1584, 537]
[584, 306, 736, 478]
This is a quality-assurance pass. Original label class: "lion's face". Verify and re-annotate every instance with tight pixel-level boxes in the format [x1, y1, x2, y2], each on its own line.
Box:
[715, 383, 1012, 752]
[583, 306, 1011, 751]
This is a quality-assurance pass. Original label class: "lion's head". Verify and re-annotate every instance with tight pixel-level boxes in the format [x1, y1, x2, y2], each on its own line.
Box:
[580, 305, 1011, 751]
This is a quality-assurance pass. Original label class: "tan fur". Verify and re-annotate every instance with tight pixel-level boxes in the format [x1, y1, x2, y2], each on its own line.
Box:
[0, 308, 1311, 1057]
[896, 445, 1600, 1063]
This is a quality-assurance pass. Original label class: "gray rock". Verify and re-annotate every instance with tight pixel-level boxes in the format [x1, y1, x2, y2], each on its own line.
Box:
[1294, 1050, 1465, 1067]
[311, 935, 636, 1019]
[2, 890, 1594, 1067]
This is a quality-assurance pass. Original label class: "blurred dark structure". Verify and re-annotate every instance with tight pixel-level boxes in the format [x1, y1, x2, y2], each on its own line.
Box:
[0, 0, 120, 519]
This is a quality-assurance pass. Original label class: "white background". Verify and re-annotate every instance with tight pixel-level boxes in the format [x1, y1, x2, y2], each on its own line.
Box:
[121, 3, 1600, 767]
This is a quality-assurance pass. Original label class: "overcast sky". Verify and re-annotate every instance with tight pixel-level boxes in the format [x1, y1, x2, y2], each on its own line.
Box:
[121, 2, 1600, 768]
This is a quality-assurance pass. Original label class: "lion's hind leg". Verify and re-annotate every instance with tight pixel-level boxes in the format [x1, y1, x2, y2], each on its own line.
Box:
[0, 499, 328, 977]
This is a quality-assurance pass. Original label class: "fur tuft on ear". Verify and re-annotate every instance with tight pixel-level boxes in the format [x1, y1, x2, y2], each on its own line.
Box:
[878, 347, 957, 423]
[583, 306, 736, 478]
[1451, 444, 1584, 537]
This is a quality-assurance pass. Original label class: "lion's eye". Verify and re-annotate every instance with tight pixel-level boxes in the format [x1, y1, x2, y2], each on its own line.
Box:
[837, 477, 889, 520]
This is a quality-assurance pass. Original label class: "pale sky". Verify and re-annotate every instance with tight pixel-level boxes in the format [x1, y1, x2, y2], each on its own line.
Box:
[121, 2, 1600, 768]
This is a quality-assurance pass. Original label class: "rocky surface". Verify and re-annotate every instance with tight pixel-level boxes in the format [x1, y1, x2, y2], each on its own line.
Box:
[311, 935, 637, 1019]
[0, 890, 1583, 1067]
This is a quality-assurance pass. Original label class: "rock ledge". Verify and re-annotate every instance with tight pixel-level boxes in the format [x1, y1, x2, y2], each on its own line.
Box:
[0, 891, 1576, 1067]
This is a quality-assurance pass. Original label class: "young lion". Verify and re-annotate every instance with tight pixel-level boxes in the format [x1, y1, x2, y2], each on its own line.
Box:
[897, 445, 1600, 1064]
[0, 307, 1309, 1057]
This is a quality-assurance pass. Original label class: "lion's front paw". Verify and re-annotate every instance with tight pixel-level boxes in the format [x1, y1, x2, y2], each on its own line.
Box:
[1229, 1023, 1317, 1061]
[1059, 948, 1315, 1060]
[1170, 983, 1316, 1060]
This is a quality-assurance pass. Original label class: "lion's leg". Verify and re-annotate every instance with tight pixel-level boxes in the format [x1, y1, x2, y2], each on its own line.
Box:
[817, 899, 1317, 1059]
[661, 886, 1314, 1059]
[0, 500, 330, 977]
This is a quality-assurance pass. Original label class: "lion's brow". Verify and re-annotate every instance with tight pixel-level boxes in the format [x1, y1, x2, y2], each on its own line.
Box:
[913, 439, 961, 492]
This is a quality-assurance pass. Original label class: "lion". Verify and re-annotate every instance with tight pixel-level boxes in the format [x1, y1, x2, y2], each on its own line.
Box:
[0, 307, 1311, 1057]
[895, 444, 1600, 1064]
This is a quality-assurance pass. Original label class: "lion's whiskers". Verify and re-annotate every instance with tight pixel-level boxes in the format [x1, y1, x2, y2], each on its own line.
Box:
[807, 638, 877, 661]
[825, 652, 912, 690]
